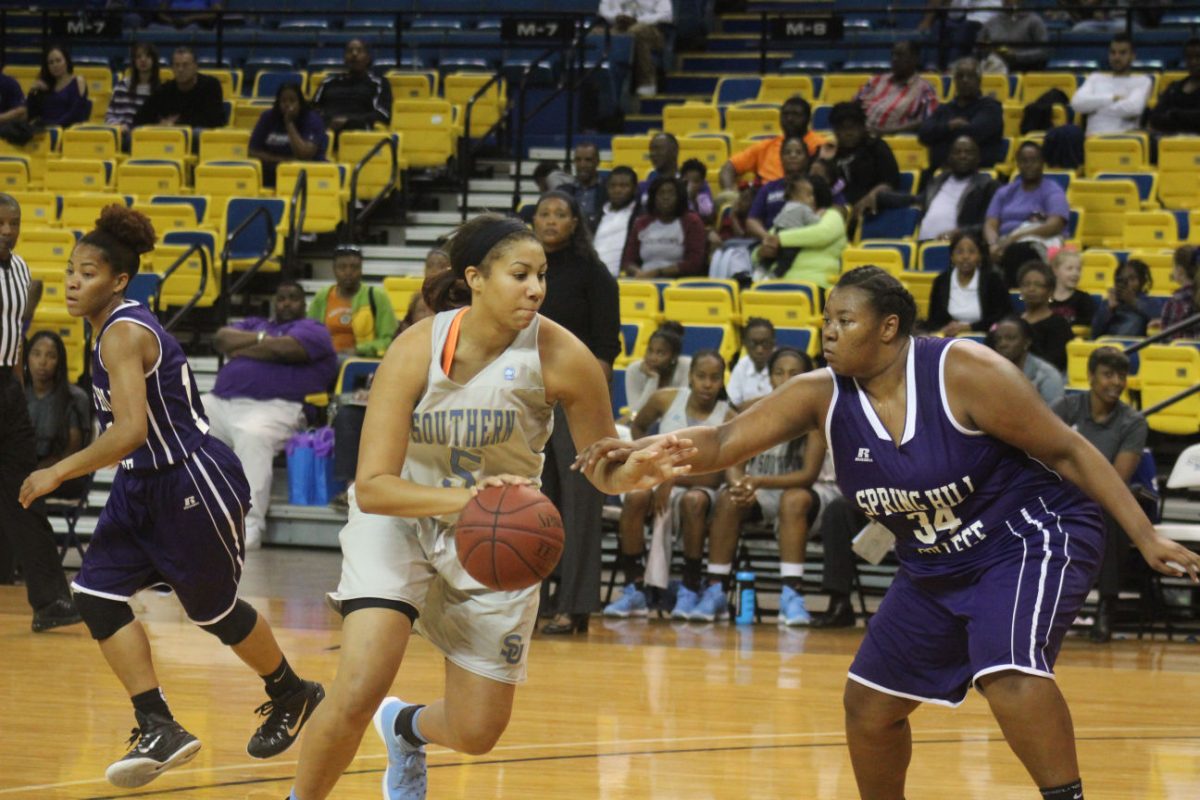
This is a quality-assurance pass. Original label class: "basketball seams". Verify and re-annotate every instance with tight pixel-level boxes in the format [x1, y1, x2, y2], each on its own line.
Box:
[456, 483, 565, 591]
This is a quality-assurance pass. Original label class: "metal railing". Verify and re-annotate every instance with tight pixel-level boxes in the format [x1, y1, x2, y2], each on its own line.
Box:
[285, 166, 308, 275]
[346, 134, 398, 241]
[154, 242, 210, 333]
[218, 203, 278, 333]
[1123, 309, 1200, 423]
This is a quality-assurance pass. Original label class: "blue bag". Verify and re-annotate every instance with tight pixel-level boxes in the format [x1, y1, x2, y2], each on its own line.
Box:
[286, 431, 316, 506]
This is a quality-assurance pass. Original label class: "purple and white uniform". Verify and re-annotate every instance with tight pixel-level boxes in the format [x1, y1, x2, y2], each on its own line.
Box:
[72, 302, 251, 624]
[826, 336, 1103, 705]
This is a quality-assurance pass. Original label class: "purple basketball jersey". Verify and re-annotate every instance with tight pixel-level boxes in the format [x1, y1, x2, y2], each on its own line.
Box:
[826, 336, 1097, 578]
[91, 301, 210, 471]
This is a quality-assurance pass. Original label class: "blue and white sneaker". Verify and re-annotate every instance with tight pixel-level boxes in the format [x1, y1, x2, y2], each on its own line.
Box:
[670, 585, 700, 619]
[603, 584, 648, 617]
[690, 583, 728, 622]
[778, 585, 812, 626]
[373, 697, 427, 800]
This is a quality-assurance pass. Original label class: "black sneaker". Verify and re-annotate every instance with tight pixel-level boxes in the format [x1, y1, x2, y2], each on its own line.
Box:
[31, 596, 82, 633]
[105, 711, 201, 788]
[247, 679, 325, 759]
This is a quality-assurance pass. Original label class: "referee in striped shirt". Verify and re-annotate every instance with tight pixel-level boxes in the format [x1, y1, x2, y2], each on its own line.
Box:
[0, 193, 80, 632]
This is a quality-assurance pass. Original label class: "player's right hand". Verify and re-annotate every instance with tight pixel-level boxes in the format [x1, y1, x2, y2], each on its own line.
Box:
[471, 474, 535, 496]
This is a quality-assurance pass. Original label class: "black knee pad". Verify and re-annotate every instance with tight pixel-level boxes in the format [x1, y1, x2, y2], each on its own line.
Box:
[199, 599, 259, 645]
[73, 591, 135, 641]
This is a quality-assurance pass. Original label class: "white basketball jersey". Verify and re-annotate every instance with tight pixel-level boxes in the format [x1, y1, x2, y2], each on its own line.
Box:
[404, 309, 554, 493]
[660, 388, 729, 435]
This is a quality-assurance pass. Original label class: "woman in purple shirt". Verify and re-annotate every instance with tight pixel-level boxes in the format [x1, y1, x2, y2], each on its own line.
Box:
[983, 141, 1069, 286]
[249, 83, 330, 188]
[25, 44, 90, 128]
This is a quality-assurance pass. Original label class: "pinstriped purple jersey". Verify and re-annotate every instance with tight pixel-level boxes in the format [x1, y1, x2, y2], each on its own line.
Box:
[91, 301, 210, 471]
[825, 336, 1095, 578]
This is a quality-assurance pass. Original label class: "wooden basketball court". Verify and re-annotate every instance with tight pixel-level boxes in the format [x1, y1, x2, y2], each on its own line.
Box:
[2, 548, 1198, 799]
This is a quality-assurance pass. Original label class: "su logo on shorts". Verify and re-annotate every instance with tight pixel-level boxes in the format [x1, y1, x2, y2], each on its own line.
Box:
[501, 633, 524, 665]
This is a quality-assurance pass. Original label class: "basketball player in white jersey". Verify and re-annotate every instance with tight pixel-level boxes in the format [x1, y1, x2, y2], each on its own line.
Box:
[287, 214, 690, 800]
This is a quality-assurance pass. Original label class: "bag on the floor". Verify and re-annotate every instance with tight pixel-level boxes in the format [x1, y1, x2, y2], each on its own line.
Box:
[286, 427, 343, 506]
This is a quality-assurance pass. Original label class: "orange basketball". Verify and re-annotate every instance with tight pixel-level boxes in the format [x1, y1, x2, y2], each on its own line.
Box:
[455, 484, 565, 591]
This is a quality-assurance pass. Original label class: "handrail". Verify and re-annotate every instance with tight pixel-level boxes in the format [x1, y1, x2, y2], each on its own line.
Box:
[1123, 311, 1200, 356]
[154, 242, 210, 333]
[347, 134, 398, 242]
[218, 204, 278, 327]
[1141, 382, 1200, 421]
[459, 69, 510, 221]
[286, 166, 308, 275]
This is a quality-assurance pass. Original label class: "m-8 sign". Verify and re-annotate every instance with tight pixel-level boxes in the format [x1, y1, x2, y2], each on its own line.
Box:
[769, 15, 844, 42]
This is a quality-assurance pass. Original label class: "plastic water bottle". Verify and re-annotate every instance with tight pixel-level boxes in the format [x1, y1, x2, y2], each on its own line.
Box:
[734, 571, 757, 625]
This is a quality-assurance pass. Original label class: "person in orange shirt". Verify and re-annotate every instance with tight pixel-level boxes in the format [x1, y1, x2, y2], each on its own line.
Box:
[718, 95, 824, 204]
[307, 245, 398, 358]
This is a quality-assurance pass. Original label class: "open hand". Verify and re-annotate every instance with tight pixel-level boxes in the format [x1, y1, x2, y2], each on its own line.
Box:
[20, 467, 62, 509]
[1138, 535, 1200, 582]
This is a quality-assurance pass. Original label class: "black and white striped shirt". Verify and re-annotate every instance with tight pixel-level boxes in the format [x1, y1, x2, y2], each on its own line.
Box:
[0, 252, 29, 367]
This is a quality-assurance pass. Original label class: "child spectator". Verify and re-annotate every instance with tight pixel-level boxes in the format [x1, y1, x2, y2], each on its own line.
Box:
[1092, 259, 1155, 338]
[1049, 247, 1096, 327]
[1161, 245, 1200, 339]
[726, 317, 775, 409]
[623, 321, 690, 423]
[679, 157, 715, 224]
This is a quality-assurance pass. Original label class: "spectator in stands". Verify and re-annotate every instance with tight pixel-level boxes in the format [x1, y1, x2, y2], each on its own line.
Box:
[155, 0, 223, 30]
[593, 165, 639, 277]
[25, 45, 90, 128]
[925, 229, 1011, 335]
[854, 41, 939, 136]
[988, 315, 1066, 406]
[726, 318, 775, 410]
[762, 174, 847, 287]
[134, 46, 225, 129]
[599, 0, 672, 98]
[311, 38, 391, 134]
[203, 281, 338, 549]
[637, 132, 679, 207]
[1091, 258, 1155, 337]
[1061, 0, 1125, 34]
[828, 102, 902, 223]
[307, 244, 397, 359]
[1069, 33, 1152, 135]
[919, 0, 998, 61]
[1052, 346, 1147, 643]
[746, 136, 810, 241]
[983, 141, 1068, 286]
[621, 176, 707, 278]
[567, 142, 606, 227]
[976, 0, 1050, 72]
[533, 190, 621, 636]
[702, 348, 838, 625]
[1017, 260, 1073, 372]
[1049, 247, 1096, 327]
[916, 135, 1000, 241]
[248, 83, 330, 189]
[23, 331, 91, 500]
[718, 96, 824, 202]
[532, 159, 572, 194]
[917, 57, 1004, 170]
[623, 321, 690, 423]
[1150, 39, 1200, 136]
[105, 42, 160, 134]
[708, 178, 759, 280]
[679, 158, 714, 224]
[0, 71, 29, 146]
[1160, 245, 1200, 339]
[603, 350, 734, 619]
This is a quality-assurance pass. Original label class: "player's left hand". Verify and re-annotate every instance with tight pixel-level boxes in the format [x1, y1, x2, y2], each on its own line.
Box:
[19, 467, 62, 509]
[1137, 534, 1200, 582]
[471, 474, 535, 496]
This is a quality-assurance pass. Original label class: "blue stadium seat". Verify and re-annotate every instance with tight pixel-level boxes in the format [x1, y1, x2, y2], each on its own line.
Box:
[859, 208, 920, 241]
[610, 368, 628, 417]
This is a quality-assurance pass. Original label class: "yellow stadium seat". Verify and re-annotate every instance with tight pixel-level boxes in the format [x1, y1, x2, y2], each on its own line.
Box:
[89, 91, 112, 124]
[390, 99, 454, 168]
[19, 228, 77, 277]
[387, 70, 437, 100]
[841, 246, 903, 276]
[276, 162, 345, 234]
[982, 73, 1018, 101]
[117, 160, 183, 197]
[882, 135, 928, 171]
[29, 306, 85, 380]
[0, 158, 29, 191]
[724, 104, 780, 141]
[199, 128, 251, 163]
[663, 103, 721, 137]
[2, 65, 39, 96]
[443, 73, 504, 138]
[1078, 250, 1118, 292]
[0, 126, 62, 188]
[200, 68, 240, 99]
[232, 100, 273, 130]
[618, 280, 662, 322]
[1158, 138, 1200, 209]
[610, 134, 654, 176]
[60, 193, 129, 233]
[757, 75, 817, 104]
[131, 126, 191, 161]
[663, 285, 741, 327]
[1066, 339, 1110, 390]
[679, 135, 729, 176]
[1140, 344, 1200, 434]
[921, 73, 948, 102]
[1122, 211, 1179, 249]
[1067, 179, 1140, 247]
[900, 271, 937, 320]
[151, 239, 220, 310]
[195, 161, 262, 214]
[740, 287, 819, 329]
[821, 74, 870, 104]
[75, 66, 113, 98]
[1125, 249, 1177, 291]
[138, 201, 201, 235]
[10, 191, 58, 227]
[337, 131, 402, 199]
[61, 126, 121, 161]
[383, 275, 424, 317]
[44, 158, 113, 193]
[1021, 73, 1078, 103]
[1084, 136, 1147, 177]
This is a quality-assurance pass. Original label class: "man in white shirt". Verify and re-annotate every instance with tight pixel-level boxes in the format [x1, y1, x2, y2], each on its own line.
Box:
[726, 319, 775, 409]
[1070, 33, 1152, 134]
[598, 0, 673, 98]
[593, 166, 639, 277]
[917, 135, 999, 241]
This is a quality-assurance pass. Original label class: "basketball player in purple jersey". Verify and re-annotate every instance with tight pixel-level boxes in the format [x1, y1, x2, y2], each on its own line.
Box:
[578, 266, 1200, 800]
[19, 206, 324, 789]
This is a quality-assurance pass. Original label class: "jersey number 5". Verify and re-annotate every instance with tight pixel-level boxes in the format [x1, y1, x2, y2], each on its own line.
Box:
[443, 447, 482, 488]
[906, 508, 962, 545]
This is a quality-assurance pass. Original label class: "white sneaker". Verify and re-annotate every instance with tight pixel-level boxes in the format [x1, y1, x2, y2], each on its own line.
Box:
[635, 83, 656, 98]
